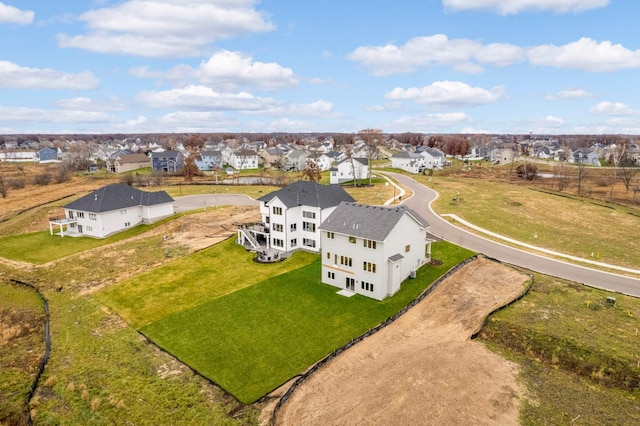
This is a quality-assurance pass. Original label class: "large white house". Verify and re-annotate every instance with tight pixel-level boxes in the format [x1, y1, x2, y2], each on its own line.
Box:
[237, 181, 354, 253]
[50, 184, 174, 238]
[329, 158, 369, 184]
[390, 152, 426, 174]
[319, 202, 431, 300]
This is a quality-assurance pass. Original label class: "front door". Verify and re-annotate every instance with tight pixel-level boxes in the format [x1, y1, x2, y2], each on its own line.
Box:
[345, 277, 355, 291]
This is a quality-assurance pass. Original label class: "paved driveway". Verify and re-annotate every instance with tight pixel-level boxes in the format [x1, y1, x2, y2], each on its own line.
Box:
[388, 172, 640, 298]
[173, 194, 259, 213]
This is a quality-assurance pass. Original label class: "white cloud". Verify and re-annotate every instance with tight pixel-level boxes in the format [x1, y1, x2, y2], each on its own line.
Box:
[528, 38, 640, 72]
[0, 2, 34, 25]
[136, 85, 278, 111]
[390, 112, 471, 131]
[0, 105, 111, 123]
[545, 89, 593, 100]
[533, 115, 565, 128]
[55, 96, 129, 111]
[347, 34, 524, 75]
[442, 0, 609, 15]
[130, 50, 297, 91]
[590, 101, 639, 116]
[58, 0, 274, 58]
[0, 61, 99, 90]
[386, 81, 505, 107]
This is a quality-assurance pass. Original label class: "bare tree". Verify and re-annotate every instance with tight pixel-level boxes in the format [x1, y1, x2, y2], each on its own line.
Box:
[300, 158, 322, 182]
[575, 163, 590, 195]
[182, 155, 199, 182]
[0, 169, 7, 198]
[617, 166, 638, 193]
[516, 162, 538, 180]
[554, 164, 569, 191]
[358, 128, 384, 186]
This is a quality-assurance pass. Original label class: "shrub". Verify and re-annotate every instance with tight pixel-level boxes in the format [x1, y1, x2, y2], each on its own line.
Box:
[33, 173, 51, 186]
[8, 178, 25, 189]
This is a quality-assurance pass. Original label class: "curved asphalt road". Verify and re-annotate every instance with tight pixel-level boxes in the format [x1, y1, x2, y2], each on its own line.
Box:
[388, 172, 640, 298]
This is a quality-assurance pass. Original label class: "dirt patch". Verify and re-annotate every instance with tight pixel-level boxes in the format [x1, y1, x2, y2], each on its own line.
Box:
[272, 257, 530, 425]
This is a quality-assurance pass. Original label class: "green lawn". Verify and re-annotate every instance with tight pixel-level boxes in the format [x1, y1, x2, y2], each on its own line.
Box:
[97, 238, 319, 328]
[136, 242, 472, 403]
[0, 215, 181, 264]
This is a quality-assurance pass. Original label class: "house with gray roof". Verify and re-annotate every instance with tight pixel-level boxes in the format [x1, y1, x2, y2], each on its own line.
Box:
[237, 180, 354, 253]
[50, 183, 174, 238]
[390, 151, 425, 174]
[319, 202, 431, 300]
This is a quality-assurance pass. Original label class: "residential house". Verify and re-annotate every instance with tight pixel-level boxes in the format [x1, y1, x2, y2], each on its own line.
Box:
[195, 150, 223, 171]
[237, 181, 355, 253]
[490, 148, 516, 165]
[38, 147, 59, 163]
[390, 152, 425, 174]
[329, 158, 369, 184]
[107, 153, 150, 173]
[283, 149, 309, 172]
[231, 149, 259, 170]
[419, 147, 447, 169]
[260, 147, 286, 169]
[50, 183, 174, 238]
[568, 148, 600, 166]
[151, 150, 184, 173]
[319, 202, 431, 301]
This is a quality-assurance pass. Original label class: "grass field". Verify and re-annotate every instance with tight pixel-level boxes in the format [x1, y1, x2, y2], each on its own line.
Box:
[103, 242, 473, 403]
[0, 281, 46, 424]
[480, 273, 640, 424]
[0, 214, 181, 264]
[418, 174, 640, 269]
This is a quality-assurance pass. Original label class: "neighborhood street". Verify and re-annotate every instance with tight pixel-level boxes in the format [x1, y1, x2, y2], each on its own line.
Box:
[390, 172, 640, 298]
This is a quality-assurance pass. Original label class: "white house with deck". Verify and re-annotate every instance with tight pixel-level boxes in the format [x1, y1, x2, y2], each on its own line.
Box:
[319, 202, 431, 300]
[50, 183, 174, 238]
[329, 158, 369, 184]
[391, 152, 426, 174]
[237, 181, 354, 253]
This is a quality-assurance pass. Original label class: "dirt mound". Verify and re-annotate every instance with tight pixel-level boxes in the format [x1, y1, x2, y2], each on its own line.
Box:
[273, 257, 530, 425]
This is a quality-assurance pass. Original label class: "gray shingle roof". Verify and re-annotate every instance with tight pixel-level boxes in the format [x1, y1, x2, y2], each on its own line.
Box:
[319, 202, 429, 241]
[258, 181, 354, 209]
[64, 183, 174, 213]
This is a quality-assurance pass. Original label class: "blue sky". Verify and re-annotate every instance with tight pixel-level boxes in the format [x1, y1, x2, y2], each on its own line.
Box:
[1, 0, 640, 135]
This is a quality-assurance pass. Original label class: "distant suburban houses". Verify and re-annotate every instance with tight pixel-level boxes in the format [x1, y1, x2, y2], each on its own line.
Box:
[49, 183, 174, 238]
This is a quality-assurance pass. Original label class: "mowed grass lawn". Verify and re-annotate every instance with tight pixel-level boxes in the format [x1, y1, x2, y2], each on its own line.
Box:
[0, 215, 179, 264]
[421, 175, 640, 269]
[101, 241, 472, 403]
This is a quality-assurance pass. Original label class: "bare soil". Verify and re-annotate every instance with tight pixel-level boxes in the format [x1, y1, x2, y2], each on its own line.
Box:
[271, 257, 530, 426]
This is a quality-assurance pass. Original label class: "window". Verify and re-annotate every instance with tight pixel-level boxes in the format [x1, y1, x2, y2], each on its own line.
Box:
[364, 239, 377, 249]
[405, 244, 411, 253]
[290, 223, 297, 232]
[326, 231, 334, 239]
[303, 211, 316, 219]
[273, 206, 282, 215]
[361, 281, 374, 292]
[89, 213, 97, 220]
[302, 221, 316, 232]
[326, 251, 331, 259]
[272, 238, 284, 247]
[77, 212, 85, 218]
[363, 262, 377, 273]
[339, 256, 352, 267]
[124, 222, 131, 227]
[327, 271, 335, 279]
[86, 225, 93, 232]
[303, 238, 316, 248]
[120, 209, 127, 215]
[349, 236, 356, 244]
[291, 239, 297, 247]
[273, 223, 283, 232]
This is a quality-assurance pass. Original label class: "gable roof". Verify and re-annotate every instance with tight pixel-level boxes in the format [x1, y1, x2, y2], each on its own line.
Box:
[319, 202, 429, 241]
[151, 150, 182, 159]
[116, 153, 149, 164]
[64, 184, 174, 213]
[258, 181, 354, 209]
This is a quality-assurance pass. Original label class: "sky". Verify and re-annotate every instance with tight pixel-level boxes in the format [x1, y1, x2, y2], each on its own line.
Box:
[1, 0, 640, 135]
